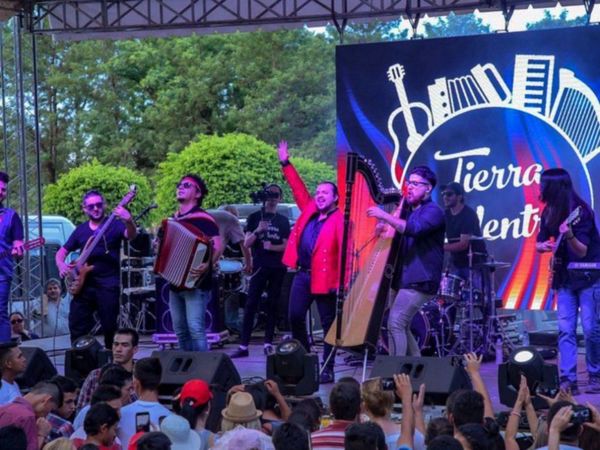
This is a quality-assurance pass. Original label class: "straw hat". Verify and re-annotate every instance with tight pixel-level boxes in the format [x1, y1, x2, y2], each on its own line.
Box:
[221, 392, 262, 422]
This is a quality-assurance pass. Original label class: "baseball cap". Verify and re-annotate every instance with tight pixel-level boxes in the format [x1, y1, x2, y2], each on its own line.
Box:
[441, 182, 463, 196]
[178, 379, 212, 407]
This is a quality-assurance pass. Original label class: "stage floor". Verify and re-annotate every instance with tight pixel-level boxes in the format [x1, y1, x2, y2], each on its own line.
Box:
[22, 333, 599, 414]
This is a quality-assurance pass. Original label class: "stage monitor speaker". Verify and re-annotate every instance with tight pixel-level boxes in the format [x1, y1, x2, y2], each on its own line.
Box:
[151, 350, 241, 433]
[370, 355, 472, 405]
[15, 347, 58, 389]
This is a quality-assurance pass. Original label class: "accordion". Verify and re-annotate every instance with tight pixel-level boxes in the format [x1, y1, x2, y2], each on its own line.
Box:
[154, 218, 211, 289]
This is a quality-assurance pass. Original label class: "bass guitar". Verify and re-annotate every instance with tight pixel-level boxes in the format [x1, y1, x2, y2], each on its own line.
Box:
[66, 185, 137, 295]
[549, 206, 582, 289]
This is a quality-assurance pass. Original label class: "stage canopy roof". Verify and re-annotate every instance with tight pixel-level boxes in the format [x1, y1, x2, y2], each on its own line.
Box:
[0, 0, 593, 40]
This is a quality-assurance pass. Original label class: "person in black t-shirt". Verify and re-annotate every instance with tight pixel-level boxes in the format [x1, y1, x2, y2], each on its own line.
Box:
[536, 168, 600, 394]
[159, 174, 222, 352]
[231, 184, 290, 358]
[56, 190, 137, 349]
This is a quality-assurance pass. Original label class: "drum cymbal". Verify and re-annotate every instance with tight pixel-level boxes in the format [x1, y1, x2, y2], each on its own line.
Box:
[474, 261, 511, 269]
[469, 235, 489, 241]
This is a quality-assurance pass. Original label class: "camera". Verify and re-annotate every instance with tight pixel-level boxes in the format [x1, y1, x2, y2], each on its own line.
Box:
[570, 405, 592, 425]
[380, 377, 396, 391]
[534, 384, 559, 398]
[250, 183, 280, 204]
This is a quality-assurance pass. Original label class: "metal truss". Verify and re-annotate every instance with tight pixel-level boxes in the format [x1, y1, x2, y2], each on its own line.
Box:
[24, 0, 589, 38]
[1, 16, 45, 333]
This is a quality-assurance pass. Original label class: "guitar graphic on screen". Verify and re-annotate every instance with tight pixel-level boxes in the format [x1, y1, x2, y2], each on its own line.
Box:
[387, 64, 431, 153]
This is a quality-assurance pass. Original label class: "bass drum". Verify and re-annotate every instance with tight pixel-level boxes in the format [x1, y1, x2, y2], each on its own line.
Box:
[410, 301, 455, 356]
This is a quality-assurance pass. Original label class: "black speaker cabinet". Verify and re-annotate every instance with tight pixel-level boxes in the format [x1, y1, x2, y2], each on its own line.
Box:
[15, 347, 58, 389]
[370, 355, 472, 405]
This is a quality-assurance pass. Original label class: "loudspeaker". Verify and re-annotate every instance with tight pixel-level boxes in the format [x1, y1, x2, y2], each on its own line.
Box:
[370, 355, 472, 405]
[151, 350, 241, 433]
[15, 347, 58, 389]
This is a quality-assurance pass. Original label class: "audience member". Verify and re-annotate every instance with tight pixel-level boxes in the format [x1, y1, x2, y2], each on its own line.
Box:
[504, 375, 538, 450]
[33, 278, 70, 337]
[0, 381, 62, 450]
[77, 328, 139, 411]
[212, 426, 274, 450]
[244, 380, 291, 434]
[0, 341, 25, 404]
[311, 380, 361, 449]
[43, 437, 76, 450]
[72, 403, 119, 450]
[74, 366, 132, 430]
[361, 377, 426, 450]
[221, 391, 262, 432]
[118, 357, 171, 447]
[272, 422, 309, 450]
[289, 398, 321, 433]
[456, 422, 503, 450]
[446, 389, 485, 430]
[393, 374, 415, 450]
[344, 422, 386, 450]
[463, 353, 494, 420]
[47, 376, 78, 440]
[160, 414, 200, 450]
[134, 431, 171, 450]
[0, 424, 27, 450]
[10, 312, 39, 342]
[427, 435, 464, 450]
[176, 379, 214, 449]
[71, 385, 123, 441]
[424, 417, 453, 446]
[540, 401, 583, 450]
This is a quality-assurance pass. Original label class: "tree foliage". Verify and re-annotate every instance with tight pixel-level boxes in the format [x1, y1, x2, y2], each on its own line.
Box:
[153, 133, 335, 219]
[525, 9, 588, 30]
[422, 12, 491, 38]
[43, 160, 153, 225]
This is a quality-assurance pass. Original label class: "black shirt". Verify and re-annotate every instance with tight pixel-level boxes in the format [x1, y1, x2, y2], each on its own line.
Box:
[537, 204, 600, 290]
[445, 205, 487, 268]
[395, 199, 446, 294]
[63, 219, 127, 287]
[246, 210, 290, 269]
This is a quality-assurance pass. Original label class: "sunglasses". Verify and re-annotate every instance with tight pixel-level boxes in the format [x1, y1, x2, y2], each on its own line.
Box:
[177, 181, 199, 190]
[11, 318, 23, 324]
[442, 191, 456, 197]
[85, 202, 104, 210]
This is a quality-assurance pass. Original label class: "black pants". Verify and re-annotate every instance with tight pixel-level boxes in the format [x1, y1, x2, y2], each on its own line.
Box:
[289, 270, 337, 369]
[69, 284, 120, 349]
[240, 266, 287, 346]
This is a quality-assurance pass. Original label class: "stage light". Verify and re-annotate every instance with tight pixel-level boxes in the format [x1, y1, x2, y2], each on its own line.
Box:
[498, 345, 558, 410]
[266, 339, 319, 396]
[65, 335, 112, 383]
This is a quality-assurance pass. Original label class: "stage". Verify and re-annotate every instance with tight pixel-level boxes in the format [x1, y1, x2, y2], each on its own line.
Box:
[20, 331, 600, 415]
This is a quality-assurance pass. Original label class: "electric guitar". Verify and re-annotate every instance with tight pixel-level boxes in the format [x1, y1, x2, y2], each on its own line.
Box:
[0, 237, 45, 259]
[66, 185, 137, 295]
[549, 206, 582, 289]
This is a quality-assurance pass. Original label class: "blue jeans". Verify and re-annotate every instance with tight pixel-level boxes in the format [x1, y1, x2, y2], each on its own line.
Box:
[169, 288, 210, 352]
[0, 279, 11, 343]
[557, 279, 600, 382]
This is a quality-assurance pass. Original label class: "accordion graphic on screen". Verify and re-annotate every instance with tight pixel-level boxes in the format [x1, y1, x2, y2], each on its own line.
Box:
[154, 218, 211, 289]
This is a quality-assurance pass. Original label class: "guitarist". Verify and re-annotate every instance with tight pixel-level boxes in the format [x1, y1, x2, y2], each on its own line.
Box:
[56, 190, 137, 349]
[0, 171, 24, 344]
[536, 168, 600, 394]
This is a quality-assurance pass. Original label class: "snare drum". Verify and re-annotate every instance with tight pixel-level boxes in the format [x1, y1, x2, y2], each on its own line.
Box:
[219, 259, 243, 291]
[439, 274, 464, 300]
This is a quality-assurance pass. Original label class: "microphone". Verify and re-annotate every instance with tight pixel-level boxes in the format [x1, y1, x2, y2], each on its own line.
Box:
[134, 203, 158, 223]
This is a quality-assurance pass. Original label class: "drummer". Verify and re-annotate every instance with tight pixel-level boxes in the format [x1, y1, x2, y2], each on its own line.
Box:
[441, 182, 487, 288]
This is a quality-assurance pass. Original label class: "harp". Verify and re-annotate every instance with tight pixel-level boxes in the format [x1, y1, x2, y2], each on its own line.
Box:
[325, 152, 402, 350]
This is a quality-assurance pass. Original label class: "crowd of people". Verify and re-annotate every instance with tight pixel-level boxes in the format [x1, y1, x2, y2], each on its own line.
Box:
[1, 328, 600, 450]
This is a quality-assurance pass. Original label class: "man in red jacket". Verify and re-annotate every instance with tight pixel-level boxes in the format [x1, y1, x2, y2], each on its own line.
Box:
[278, 141, 344, 384]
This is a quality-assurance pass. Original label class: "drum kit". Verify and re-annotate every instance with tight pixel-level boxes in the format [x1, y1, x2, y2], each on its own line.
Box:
[409, 236, 511, 357]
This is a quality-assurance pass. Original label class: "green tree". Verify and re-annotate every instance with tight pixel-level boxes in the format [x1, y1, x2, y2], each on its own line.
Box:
[43, 160, 153, 225]
[526, 9, 588, 30]
[154, 133, 335, 220]
[422, 12, 490, 38]
[325, 19, 409, 44]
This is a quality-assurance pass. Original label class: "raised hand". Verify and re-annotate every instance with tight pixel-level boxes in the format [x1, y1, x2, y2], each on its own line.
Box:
[278, 140, 289, 163]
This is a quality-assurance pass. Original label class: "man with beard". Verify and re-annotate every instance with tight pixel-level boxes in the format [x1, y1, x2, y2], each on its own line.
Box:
[56, 190, 137, 348]
[367, 166, 445, 356]
[278, 141, 344, 384]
